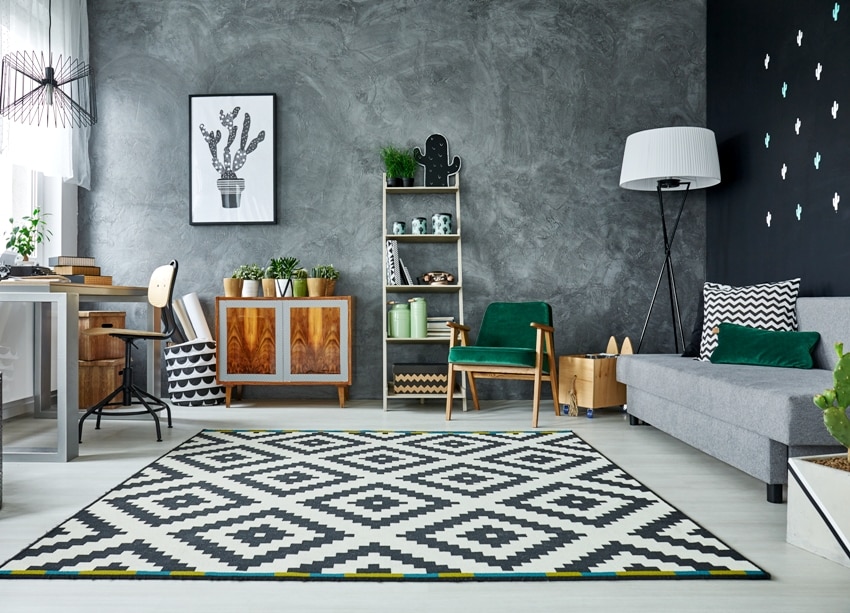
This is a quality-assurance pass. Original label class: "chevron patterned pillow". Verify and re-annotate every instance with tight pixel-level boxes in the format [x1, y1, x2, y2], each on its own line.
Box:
[699, 278, 801, 361]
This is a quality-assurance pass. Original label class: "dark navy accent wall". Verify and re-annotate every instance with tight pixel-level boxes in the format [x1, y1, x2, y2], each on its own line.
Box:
[707, 0, 850, 296]
[83, 0, 708, 398]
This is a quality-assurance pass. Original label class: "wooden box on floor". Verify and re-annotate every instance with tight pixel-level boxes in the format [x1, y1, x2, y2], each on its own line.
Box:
[79, 358, 123, 409]
[78, 311, 126, 361]
[558, 354, 626, 410]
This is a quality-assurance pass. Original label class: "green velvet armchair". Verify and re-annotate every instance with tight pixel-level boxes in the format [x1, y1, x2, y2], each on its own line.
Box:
[445, 301, 559, 427]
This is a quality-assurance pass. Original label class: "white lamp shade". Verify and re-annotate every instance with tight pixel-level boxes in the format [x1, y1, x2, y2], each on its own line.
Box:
[619, 126, 721, 191]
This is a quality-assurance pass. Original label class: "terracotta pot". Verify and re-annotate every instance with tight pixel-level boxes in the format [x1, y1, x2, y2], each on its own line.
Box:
[262, 278, 277, 297]
[324, 279, 336, 296]
[223, 278, 243, 297]
[307, 278, 326, 297]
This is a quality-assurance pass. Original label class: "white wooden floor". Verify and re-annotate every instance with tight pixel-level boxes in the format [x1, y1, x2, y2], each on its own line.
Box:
[0, 399, 848, 612]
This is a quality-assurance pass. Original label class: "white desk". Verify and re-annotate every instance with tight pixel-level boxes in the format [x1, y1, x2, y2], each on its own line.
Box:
[0, 282, 155, 462]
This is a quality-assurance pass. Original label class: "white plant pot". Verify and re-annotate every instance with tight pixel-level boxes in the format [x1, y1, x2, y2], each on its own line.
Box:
[275, 279, 293, 297]
[241, 279, 260, 297]
[787, 454, 850, 568]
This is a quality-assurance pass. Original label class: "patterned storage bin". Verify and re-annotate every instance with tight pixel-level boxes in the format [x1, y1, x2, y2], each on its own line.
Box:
[164, 340, 225, 406]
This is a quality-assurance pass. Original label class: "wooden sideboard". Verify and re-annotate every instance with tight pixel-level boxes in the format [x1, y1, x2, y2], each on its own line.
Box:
[215, 296, 353, 407]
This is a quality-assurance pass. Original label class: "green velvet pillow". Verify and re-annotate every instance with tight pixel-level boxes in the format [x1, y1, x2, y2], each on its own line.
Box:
[709, 323, 820, 369]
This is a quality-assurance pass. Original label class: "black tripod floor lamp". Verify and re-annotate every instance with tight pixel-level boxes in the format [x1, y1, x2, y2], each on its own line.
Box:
[619, 126, 721, 353]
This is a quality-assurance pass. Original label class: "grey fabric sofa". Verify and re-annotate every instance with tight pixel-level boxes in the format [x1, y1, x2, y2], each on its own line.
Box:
[616, 297, 847, 503]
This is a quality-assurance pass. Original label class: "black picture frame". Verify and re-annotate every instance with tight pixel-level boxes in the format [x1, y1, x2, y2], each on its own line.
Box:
[189, 93, 276, 225]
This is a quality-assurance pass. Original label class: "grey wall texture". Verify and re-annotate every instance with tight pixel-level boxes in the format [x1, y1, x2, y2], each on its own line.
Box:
[81, 0, 708, 401]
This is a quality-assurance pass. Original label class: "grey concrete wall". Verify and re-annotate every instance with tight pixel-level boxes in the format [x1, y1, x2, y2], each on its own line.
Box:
[82, 0, 708, 400]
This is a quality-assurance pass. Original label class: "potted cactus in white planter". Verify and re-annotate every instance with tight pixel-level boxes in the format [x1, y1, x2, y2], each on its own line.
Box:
[786, 342, 850, 567]
[199, 106, 266, 208]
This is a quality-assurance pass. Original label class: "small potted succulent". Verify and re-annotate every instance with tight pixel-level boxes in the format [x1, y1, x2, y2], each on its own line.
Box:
[233, 264, 265, 297]
[308, 265, 340, 296]
[291, 268, 308, 297]
[266, 256, 300, 297]
[5, 207, 51, 263]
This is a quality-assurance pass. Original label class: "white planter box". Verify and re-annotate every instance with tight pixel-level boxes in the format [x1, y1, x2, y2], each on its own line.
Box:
[787, 455, 850, 568]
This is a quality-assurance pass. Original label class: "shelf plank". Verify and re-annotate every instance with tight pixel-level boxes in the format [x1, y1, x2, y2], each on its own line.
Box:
[384, 234, 460, 243]
[386, 185, 458, 195]
[385, 285, 461, 293]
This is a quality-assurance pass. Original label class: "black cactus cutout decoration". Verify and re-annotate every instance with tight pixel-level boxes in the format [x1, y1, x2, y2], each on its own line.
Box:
[414, 134, 461, 187]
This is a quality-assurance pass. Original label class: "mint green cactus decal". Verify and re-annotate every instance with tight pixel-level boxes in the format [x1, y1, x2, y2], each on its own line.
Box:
[814, 151, 822, 169]
[834, 2, 840, 21]
[782, 82, 788, 98]
[795, 204, 802, 220]
[814, 343, 850, 461]
[764, 133, 770, 148]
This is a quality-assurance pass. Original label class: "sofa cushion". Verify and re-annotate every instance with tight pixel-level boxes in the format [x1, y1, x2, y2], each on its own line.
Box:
[699, 278, 800, 361]
[617, 354, 835, 445]
[709, 323, 821, 369]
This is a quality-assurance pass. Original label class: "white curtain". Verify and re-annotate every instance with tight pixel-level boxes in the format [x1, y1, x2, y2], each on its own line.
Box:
[2, 0, 92, 189]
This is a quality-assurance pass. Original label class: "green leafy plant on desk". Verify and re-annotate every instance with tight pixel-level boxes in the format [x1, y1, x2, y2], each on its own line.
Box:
[5, 207, 51, 261]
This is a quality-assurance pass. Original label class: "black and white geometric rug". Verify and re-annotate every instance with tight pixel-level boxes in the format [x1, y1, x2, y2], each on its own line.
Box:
[0, 430, 769, 581]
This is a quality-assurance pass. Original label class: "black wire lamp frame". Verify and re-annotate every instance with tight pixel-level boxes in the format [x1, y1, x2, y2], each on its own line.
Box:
[0, 0, 96, 128]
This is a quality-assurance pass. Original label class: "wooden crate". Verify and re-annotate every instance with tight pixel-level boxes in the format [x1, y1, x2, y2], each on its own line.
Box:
[79, 358, 124, 409]
[79, 311, 126, 361]
[558, 354, 626, 409]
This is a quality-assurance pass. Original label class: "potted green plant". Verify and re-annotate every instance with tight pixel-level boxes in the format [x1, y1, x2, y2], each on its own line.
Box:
[381, 145, 406, 187]
[262, 265, 277, 297]
[317, 264, 340, 296]
[787, 342, 850, 567]
[307, 266, 326, 297]
[307, 265, 340, 296]
[398, 149, 417, 187]
[266, 256, 300, 296]
[291, 268, 308, 297]
[233, 264, 265, 297]
[5, 207, 51, 263]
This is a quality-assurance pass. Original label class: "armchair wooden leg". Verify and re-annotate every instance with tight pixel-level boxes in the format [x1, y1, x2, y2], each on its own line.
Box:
[532, 369, 542, 428]
[467, 372, 481, 411]
[446, 364, 456, 421]
[549, 360, 560, 417]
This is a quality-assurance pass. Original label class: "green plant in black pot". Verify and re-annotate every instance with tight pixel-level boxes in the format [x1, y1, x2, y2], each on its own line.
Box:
[398, 149, 417, 187]
[381, 146, 405, 187]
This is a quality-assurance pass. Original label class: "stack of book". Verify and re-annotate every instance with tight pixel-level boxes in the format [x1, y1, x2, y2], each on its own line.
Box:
[427, 315, 455, 339]
[49, 256, 113, 285]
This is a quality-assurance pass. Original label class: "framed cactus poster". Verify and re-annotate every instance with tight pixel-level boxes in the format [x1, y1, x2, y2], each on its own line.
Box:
[189, 93, 276, 225]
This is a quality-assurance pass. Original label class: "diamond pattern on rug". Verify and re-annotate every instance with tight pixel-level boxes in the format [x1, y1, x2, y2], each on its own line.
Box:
[0, 430, 770, 581]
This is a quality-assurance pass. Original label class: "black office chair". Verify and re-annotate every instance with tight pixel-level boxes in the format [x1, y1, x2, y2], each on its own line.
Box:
[79, 260, 180, 442]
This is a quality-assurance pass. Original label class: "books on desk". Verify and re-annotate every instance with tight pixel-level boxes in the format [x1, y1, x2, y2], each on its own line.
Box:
[48, 256, 96, 267]
[65, 274, 113, 285]
[52, 265, 101, 276]
[50, 257, 113, 285]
